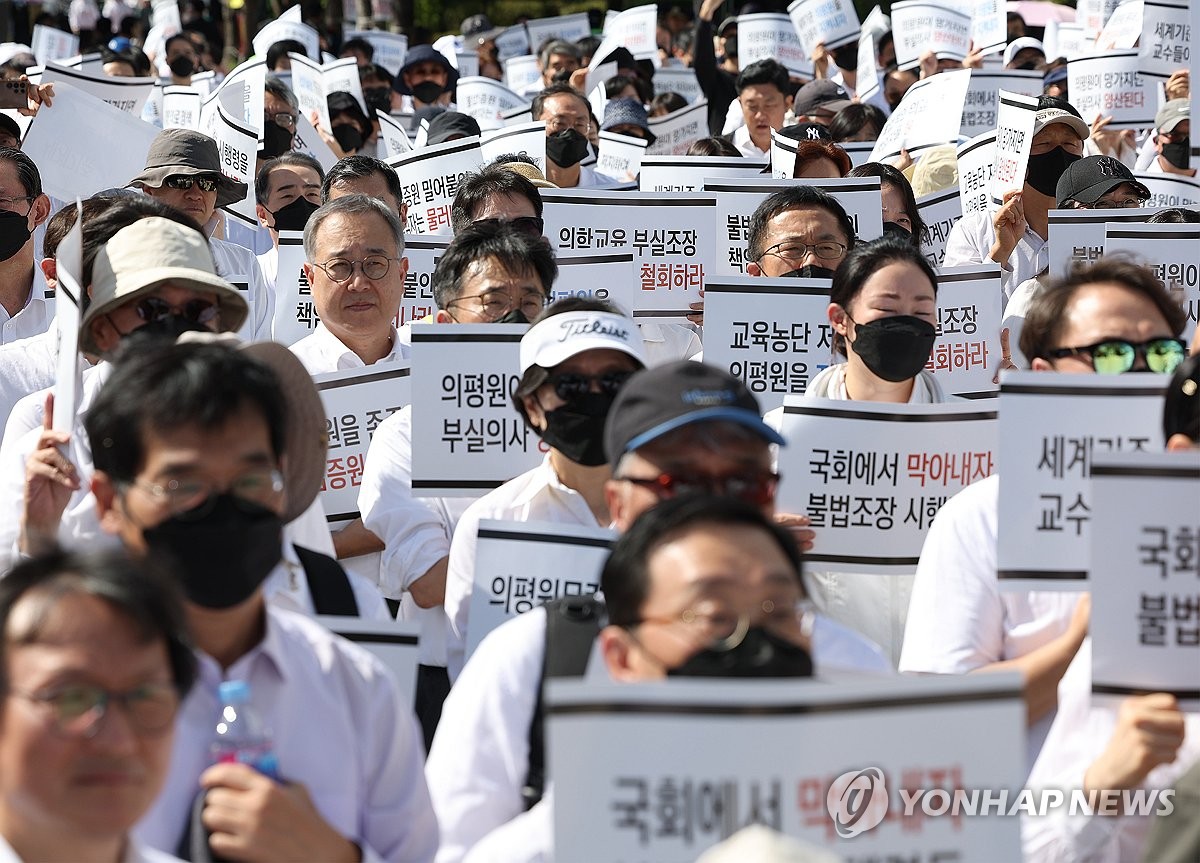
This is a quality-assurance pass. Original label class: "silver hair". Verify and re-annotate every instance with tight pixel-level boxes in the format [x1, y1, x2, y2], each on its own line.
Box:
[303, 193, 405, 261]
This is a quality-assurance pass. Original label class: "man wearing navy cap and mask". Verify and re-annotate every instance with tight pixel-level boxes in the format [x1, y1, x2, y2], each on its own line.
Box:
[396, 45, 456, 112]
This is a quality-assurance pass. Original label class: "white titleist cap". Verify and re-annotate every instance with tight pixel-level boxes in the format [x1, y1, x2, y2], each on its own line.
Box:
[519, 311, 646, 373]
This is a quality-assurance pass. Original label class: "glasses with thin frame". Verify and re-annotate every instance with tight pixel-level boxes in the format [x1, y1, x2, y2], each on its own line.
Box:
[0, 195, 33, 215]
[9, 682, 180, 738]
[758, 239, 848, 263]
[314, 255, 401, 283]
[266, 111, 299, 130]
[126, 468, 284, 518]
[445, 289, 549, 321]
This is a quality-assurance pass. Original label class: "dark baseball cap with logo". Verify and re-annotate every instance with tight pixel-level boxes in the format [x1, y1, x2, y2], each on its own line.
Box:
[1055, 154, 1151, 207]
[603, 361, 785, 468]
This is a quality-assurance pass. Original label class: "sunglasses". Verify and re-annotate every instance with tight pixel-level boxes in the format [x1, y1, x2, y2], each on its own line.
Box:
[1048, 337, 1187, 375]
[546, 370, 634, 400]
[164, 174, 220, 193]
[622, 471, 781, 507]
[473, 216, 545, 237]
[135, 296, 218, 325]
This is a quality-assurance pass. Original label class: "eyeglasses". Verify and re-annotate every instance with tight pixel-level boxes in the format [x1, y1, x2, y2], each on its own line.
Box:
[134, 296, 218, 325]
[1079, 196, 1148, 209]
[9, 682, 180, 738]
[624, 599, 800, 650]
[1047, 337, 1187, 375]
[546, 370, 635, 400]
[473, 216, 545, 237]
[127, 468, 284, 518]
[545, 115, 590, 135]
[446, 289, 549, 321]
[620, 471, 781, 507]
[758, 239, 848, 263]
[0, 195, 33, 215]
[164, 175, 220, 193]
[265, 111, 298, 130]
[314, 255, 400, 283]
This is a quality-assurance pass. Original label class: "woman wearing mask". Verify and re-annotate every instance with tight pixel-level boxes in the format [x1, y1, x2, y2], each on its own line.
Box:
[323, 91, 375, 158]
[849, 162, 926, 249]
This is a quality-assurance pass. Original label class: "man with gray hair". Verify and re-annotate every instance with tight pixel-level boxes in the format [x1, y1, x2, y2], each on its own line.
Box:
[524, 38, 581, 96]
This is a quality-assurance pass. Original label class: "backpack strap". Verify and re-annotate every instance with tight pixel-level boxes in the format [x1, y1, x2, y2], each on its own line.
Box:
[294, 544, 360, 617]
[522, 594, 604, 810]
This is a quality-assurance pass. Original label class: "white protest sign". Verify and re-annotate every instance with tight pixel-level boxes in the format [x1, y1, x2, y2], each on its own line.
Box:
[856, 28, 881, 102]
[377, 111, 413, 157]
[313, 362, 412, 523]
[957, 129, 996, 217]
[494, 26, 531, 63]
[890, 0, 972, 69]
[925, 265, 1002, 398]
[652, 67, 703, 103]
[151, 0, 181, 32]
[1095, 0, 1143, 48]
[770, 129, 799, 178]
[252, 6, 320, 61]
[51, 207, 82, 434]
[455, 76, 529, 131]
[409, 323, 543, 497]
[778, 399, 997, 572]
[737, 13, 813, 77]
[1078, 0, 1122, 36]
[314, 616, 420, 700]
[551, 251, 638, 312]
[523, 12, 592, 47]
[1043, 21, 1088, 61]
[40, 61, 155, 115]
[466, 520, 612, 661]
[345, 30, 408, 76]
[480, 121, 546, 173]
[868, 68, 971, 163]
[31, 25, 77, 63]
[598, 4, 659, 63]
[189, 70, 216, 99]
[212, 100, 258, 224]
[454, 52, 479, 80]
[541, 190, 716, 313]
[838, 141, 875, 169]
[1046, 208, 1156, 278]
[390, 137, 485, 235]
[704, 176, 885, 276]
[161, 85, 201, 130]
[1139, 0, 1190, 76]
[1090, 453, 1200, 706]
[996, 373, 1166, 591]
[704, 277, 836, 413]
[1068, 51, 1164, 128]
[1136, 172, 1200, 208]
[917, 187, 964, 266]
[289, 52, 332, 132]
[639, 155, 768, 192]
[595, 130, 649, 183]
[291, 111, 341, 172]
[989, 90, 1038, 209]
[322, 56, 368, 114]
[271, 231, 317, 344]
[972, 0, 1007, 56]
[504, 54, 542, 94]
[1105, 222, 1200, 343]
[960, 69, 1042, 138]
[549, 675, 1025, 861]
[209, 58, 265, 134]
[396, 235, 449, 326]
[22, 82, 158, 202]
[788, 0, 861, 53]
[643, 99, 709, 156]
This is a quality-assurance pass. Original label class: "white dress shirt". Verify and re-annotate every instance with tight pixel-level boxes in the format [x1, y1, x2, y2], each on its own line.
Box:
[0, 833, 182, 863]
[637, 320, 703, 366]
[732, 124, 769, 158]
[210, 237, 274, 342]
[0, 325, 67, 432]
[0, 267, 52, 346]
[290, 322, 411, 373]
[426, 603, 893, 863]
[264, 542, 392, 620]
[942, 210, 1048, 302]
[134, 605, 438, 863]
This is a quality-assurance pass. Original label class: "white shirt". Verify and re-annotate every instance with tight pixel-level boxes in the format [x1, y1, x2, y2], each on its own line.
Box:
[0, 833, 182, 863]
[0, 326, 66, 432]
[290, 322, 410, 373]
[210, 237, 274, 342]
[264, 542, 392, 620]
[0, 267, 52, 346]
[257, 245, 278, 288]
[1021, 639, 1200, 862]
[134, 605, 438, 863]
[443, 456, 604, 680]
[898, 473, 1080, 767]
[942, 210, 1047, 302]
[1001, 275, 1047, 371]
[637, 320, 703, 367]
[732, 124, 769, 158]
[426, 604, 892, 863]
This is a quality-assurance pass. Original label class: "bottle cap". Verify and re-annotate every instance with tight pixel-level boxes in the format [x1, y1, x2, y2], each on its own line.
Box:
[218, 680, 251, 703]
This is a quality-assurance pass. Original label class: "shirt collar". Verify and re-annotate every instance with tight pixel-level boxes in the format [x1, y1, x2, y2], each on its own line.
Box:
[508, 453, 571, 508]
[194, 599, 291, 686]
[314, 321, 400, 367]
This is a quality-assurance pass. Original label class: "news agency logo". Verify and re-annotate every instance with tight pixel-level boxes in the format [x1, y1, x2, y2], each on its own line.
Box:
[826, 768, 889, 838]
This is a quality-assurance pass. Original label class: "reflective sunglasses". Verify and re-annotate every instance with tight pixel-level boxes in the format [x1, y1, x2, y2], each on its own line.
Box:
[164, 174, 220, 193]
[135, 296, 219, 325]
[1048, 337, 1187, 375]
[546, 370, 635, 400]
[473, 216, 545, 237]
[622, 471, 781, 507]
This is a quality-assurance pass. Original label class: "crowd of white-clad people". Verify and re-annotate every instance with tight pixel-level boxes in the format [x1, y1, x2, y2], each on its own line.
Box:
[0, 0, 1196, 860]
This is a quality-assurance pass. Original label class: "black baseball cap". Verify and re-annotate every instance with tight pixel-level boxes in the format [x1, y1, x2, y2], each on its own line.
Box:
[1055, 155, 1151, 207]
[603, 361, 785, 467]
[426, 110, 481, 145]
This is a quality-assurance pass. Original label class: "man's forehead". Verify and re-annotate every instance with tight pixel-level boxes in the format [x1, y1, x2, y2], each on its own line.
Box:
[544, 93, 587, 115]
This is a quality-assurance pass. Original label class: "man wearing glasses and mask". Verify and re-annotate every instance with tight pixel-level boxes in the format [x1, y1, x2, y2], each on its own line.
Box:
[532, 84, 604, 189]
[745, 185, 856, 280]
[0, 147, 52, 345]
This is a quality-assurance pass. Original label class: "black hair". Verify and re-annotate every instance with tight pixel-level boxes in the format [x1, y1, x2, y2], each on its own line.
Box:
[99, 48, 137, 72]
[85, 341, 287, 485]
[650, 91, 688, 117]
[848, 162, 925, 250]
[828, 103, 887, 143]
[341, 36, 375, 61]
[432, 221, 557, 310]
[686, 136, 742, 157]
[746, 185, 856, 261]
[531, 82, 589, 122]
[576, 35, 602, 65]
[450, 164, 543, 234]
[254, 152, 324, 204]
[830, 235, 939, 356]
[1148, 207, 1200, 224]
[1163, 355, 1200, 444]
[164, 33, 195, 57]
[266, 38, 308, 70]
[320, 155, 403, 210]
[602, 495, 803, 628]
[0, 146, 41, 199]
[358, 62, 393, 87]
[735, 59, 790, 96]
[604, 74, 640, 100]
[0, 547, 197, 697]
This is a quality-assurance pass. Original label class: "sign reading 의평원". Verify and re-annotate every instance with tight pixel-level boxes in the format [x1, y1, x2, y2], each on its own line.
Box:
[736, 13, 812, 77]
[890, 0, 972, 69]
[1068, 50, 1165, 129]
[1136, 172, 1200, 208]
[1089, 452, 1200, 707]
[787, 0, 861, 53]
[996, 373, 1167, 592]
[1104, 222, 1200, 343]
[390, 137, 486, 235]
[776, 399, 998, 573]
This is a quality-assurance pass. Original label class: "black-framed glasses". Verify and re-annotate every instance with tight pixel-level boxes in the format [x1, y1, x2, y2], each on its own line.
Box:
[265, 111, 298, 130]
[134, 296, 218, 325]
[164, 174, 220, 193]
[1048, 337, 1187, 375]
[445, 289, 550, 321]
[1077, 196, 1148, 209]
[0, 195, 34, 215]
[758, 239, 848, 263]
[314, 255, 400, 283]
[620, 471, 781, 507]
[9, 682, 180, 738]
[546, 370, 635, 400]
[126, 468, 284, 518]
[473, 215, 545, 237]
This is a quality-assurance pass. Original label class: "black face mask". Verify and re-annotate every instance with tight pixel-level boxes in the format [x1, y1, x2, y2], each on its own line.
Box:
[496, 308, 530, 324]
[669, 626, 814, 678]
[270, 195, 319, 232]
[0, 209, 30, 262]
[142, 495, 283, 609]
[546, 128, 590, 168]
[849, 314, 937, 382]
[1163, 136, 1190, 169]
[537, 392, 614, 466]
[333, 124, 365, 154]
[550, 68, 573, 85]
[1025, 145, 1081, 196]
[780, 263, 837, 279]
[364, 86, 392, 119]
[882, 221, 913, 242]
[168, 55, 195, 78]
[260, 121, 295, 159]
[410, 80, 444, 105]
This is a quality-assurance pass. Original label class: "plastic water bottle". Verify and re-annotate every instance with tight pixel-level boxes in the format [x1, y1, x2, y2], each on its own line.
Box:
[211, 680, 279, 780]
